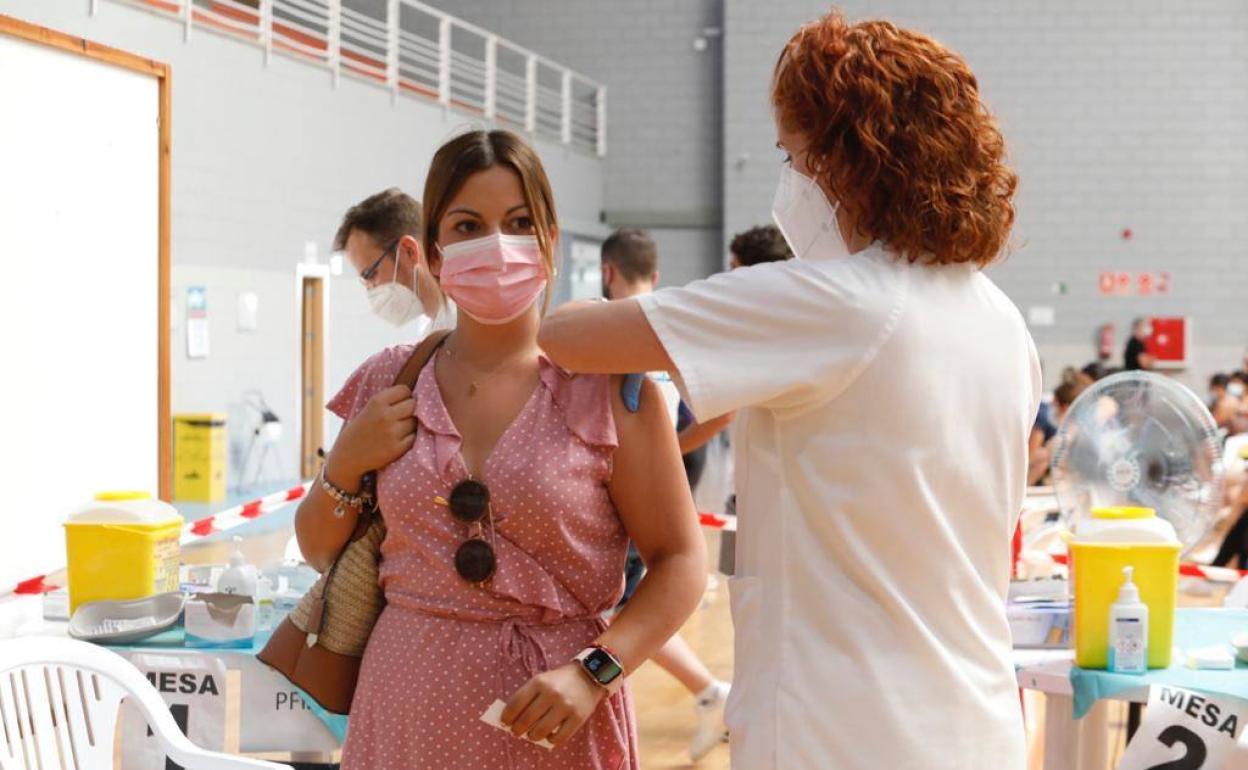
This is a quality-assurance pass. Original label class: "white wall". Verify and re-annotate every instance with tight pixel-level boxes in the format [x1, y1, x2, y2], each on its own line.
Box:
[2, 0, 607, 490]
[724, 0, 1248, 390]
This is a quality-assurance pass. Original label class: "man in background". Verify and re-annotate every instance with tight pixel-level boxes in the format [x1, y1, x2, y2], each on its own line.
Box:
[1124, 318, 1154, 371]
[334, 187, 451, 331]
[601, 228, 731, 763]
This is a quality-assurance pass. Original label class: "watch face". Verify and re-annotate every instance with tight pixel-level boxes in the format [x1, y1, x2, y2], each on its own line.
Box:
[583, 648, 623, 684]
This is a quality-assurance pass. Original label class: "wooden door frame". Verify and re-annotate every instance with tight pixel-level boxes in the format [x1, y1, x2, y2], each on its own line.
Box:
[0, 15, 172, 500]
[295, 263, 330, 481]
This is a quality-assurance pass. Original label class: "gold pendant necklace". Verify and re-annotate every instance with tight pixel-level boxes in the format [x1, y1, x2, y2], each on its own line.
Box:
[443, 345, 514, 398]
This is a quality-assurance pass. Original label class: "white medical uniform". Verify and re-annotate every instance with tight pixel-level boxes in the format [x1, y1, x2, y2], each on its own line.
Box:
[638, 243, 1041, 770]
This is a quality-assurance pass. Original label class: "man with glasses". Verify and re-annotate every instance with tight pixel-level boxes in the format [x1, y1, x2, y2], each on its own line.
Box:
[334, 187, 452, 330]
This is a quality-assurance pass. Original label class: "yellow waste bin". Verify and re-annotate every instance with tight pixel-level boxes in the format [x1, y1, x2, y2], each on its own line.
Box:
[174, 413, 227, 502]
[64, 492, 183, 613]
[1070, 507, 1180, 669]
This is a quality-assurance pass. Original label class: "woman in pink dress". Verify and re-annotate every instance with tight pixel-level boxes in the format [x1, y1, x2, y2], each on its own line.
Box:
[295, 129, 707, 769]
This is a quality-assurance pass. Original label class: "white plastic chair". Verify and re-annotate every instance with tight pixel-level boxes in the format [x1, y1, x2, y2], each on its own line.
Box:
[0, 636, 286, 770]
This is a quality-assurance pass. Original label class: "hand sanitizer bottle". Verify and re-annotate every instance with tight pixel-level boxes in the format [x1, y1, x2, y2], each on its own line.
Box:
[1108, 566, 1148, 674]
[217, 537, 257, 597]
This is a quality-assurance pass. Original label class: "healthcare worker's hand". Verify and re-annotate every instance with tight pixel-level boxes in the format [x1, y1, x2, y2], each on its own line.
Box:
[326, 384, 417, 482]
[502, 662, 607, 746]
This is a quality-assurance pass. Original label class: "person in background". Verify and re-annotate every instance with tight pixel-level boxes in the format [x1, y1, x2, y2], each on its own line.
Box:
[1209, 373, 1241, 431]
[727, 224, 794, 270]
[600, 228, 731, 763]
[1231, 371, 1248, 398]
[303, 131, 706, 769]
[1123, 318, 1154, 371]
[334, 187, 452, 331]
[1028, 381, 1084, 485]
[1077, 361, 1107, 388]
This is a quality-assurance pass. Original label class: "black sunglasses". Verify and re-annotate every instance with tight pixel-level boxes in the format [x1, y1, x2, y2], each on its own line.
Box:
[442, 479, 496, 583]
[359, 239, 400, 285]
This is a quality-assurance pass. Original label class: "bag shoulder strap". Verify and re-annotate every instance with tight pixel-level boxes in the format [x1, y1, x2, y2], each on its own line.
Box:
[394, 330, 451, 389]
[346, 329, 451, 542]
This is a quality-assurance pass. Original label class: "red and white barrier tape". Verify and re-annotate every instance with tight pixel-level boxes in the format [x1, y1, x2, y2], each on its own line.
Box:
[3, 482, 311, 599]
[181, 483, 310, 542]
[699, 512, 737, 532]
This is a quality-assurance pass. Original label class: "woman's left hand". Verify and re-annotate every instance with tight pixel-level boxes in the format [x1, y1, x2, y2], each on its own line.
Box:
[501, 662, 607, 746]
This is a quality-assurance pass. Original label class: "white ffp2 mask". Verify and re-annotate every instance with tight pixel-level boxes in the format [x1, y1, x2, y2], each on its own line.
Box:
[367, 253, 425, 327]
[771, 164, 849, 260]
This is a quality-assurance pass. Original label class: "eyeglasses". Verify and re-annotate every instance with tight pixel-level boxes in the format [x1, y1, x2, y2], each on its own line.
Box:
[436, 479, 496, 583]
[359, 239, 400, 286]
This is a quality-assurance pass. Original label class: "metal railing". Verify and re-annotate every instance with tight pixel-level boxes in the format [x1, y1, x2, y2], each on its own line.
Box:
[95, 0, 607, 156]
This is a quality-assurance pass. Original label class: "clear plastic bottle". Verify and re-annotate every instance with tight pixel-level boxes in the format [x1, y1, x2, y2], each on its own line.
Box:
[1107, 566, 1149, 674]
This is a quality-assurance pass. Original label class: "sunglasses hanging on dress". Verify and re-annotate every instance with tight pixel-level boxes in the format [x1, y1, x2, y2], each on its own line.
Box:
[436, 478, 497, 583]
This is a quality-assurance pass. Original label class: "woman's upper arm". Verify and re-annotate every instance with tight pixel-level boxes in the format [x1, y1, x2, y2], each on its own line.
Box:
[607, 375, 702, 564]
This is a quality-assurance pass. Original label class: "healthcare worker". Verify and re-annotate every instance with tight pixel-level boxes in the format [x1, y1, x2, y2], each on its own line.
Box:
[539, 11, 1040, 770]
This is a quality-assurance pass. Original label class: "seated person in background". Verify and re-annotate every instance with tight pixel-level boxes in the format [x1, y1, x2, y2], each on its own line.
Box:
[1209, 373, 1242, 431]
[1228, 371, 1248, 435]
[1028, 381, 1084, 486]
[1076, 361, 1107, 388]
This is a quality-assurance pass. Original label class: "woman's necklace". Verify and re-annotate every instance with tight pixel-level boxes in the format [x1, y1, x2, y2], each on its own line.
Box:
[441, 345, 528, 397]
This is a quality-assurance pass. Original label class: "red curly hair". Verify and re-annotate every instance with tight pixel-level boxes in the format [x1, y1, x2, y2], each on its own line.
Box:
[772, 11, 1016, 267]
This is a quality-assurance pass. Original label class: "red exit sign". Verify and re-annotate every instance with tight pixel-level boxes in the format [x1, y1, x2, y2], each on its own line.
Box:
[1098, 271, 1171, 297]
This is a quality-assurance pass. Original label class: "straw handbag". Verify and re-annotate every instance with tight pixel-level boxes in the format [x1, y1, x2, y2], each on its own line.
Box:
[258, 331, 448, 714]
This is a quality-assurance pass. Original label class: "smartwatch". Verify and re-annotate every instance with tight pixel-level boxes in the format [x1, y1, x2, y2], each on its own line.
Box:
[574, 645, 625, 692]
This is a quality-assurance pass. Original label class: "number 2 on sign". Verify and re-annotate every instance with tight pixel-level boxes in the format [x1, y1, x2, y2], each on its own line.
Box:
[1145, 725, 1207, 770]
[1116, 686, 1248, 770]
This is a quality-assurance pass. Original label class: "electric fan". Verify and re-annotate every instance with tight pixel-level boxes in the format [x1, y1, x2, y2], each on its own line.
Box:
[1049, 371, 1223, 555]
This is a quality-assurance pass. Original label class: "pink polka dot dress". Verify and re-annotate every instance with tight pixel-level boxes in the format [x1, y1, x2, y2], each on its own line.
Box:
[328, 344, 640, 770]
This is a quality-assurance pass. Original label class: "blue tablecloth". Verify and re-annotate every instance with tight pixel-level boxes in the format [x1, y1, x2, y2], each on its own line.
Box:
[1071, 608, 1248, 718]
[106, 626, 350, 743]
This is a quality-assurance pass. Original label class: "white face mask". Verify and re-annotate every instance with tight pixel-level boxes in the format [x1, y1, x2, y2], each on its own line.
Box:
[367, 250, 425, 327]
[771, 164, 849, 260]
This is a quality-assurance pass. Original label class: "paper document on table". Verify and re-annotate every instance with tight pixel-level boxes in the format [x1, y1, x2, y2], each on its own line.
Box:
[480, 699, 555, 750]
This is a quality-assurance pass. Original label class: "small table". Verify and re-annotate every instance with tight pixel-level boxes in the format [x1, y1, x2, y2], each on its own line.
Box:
[1016, 608, 1248, 770]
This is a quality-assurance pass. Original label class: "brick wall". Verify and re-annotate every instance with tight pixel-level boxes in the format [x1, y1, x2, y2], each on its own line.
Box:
[725, 0, 1248, 389]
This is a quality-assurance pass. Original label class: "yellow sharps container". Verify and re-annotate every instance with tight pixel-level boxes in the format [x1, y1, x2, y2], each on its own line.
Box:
[174, 413, 227, 502]
[1070, 506, 1180, 669]
[64, 492, 183, 613]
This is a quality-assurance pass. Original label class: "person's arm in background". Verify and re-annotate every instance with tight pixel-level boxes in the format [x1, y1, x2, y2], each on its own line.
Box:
[678, 412, 735, 455]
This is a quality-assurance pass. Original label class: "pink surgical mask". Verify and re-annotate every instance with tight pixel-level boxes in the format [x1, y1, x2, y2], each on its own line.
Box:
[437, 233, 548, 325]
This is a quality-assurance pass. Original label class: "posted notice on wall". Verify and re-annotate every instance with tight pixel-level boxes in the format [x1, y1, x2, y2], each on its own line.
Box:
[1118, 685, 1248, 770]
[186, 285, 209, 359]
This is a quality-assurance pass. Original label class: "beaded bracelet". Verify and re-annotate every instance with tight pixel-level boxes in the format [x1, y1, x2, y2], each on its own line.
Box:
[319, 466, 373, 518]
